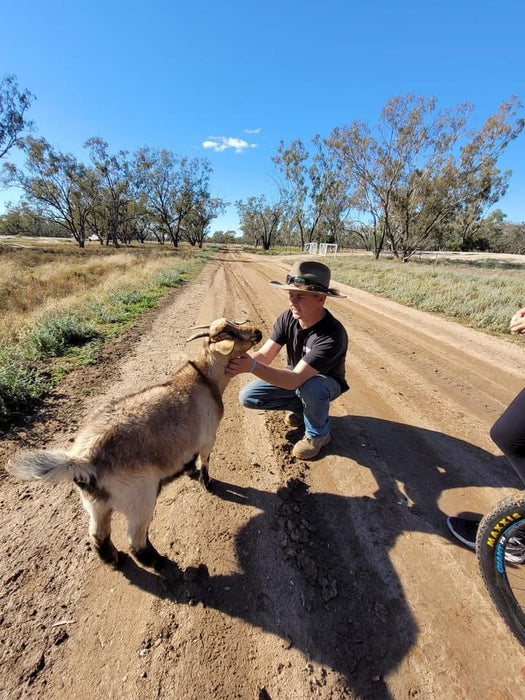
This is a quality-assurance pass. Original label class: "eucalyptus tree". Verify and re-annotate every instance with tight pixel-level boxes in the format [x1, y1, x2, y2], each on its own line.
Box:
[326, 94, 524, 260]
[173, 156, 213, 247]
[236, 195, 285, 250]
[184, 195, 225, 248]
[326, 95, 463, 259]
[236, 198, 261, 247]
[451, 97, 524, 250]
[135, 147, 213, 248]
[211, 230, 237, 244]
[497, 221, 525, 254]
[4, 137, 95, 247]
[272, 139, 321, 248]
[272, 136, 353, 249]
[0, 202, 61, 237]
[0, 74, 34, 161]
[85, 137, 135, 248]
[135, 147, 180, 245]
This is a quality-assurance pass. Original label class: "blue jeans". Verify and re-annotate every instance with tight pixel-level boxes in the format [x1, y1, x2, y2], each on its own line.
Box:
[238, 375, 342, 439]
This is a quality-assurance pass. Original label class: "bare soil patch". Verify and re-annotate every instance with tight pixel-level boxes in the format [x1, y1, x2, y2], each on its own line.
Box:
[1, 253, 524, 699]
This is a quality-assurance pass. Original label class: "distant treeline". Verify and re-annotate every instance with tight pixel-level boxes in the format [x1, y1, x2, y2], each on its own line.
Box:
[1, 75, 524, 258]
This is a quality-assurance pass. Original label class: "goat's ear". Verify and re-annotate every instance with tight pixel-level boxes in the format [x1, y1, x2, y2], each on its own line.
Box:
[213, 339, 235, 355]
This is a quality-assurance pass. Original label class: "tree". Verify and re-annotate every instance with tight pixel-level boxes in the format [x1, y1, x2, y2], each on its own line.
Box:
[451, 97, 525, 250]
[172, 156, 213, 248]
[310, 135, 354, 248]
[85, 137, 134, 248]
[236, 199, 261, 247]
[496, 221, 525, 254]
[236, 195, 285, 250]
[211, 229, 237, 244]
[273, 139, 319, 248]
[326, 94, 524, 260]
[0, 74, 34, 161]
[4, 137, 95, 247]
[0, 202, 65, 237]
[272, 137, 352, 249]
[135, 148, 213, 248]
[184, 195, 225, 248]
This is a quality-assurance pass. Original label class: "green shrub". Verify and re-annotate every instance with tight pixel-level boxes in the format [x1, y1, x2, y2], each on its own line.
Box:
[155, 269, 187, 287]
[0, 346, 50, 423]
[27, 313, 99, 358]
[90, 302, 127, 324]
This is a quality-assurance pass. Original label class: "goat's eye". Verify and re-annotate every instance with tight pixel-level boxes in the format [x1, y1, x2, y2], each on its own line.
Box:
[214, 333, 234, 342]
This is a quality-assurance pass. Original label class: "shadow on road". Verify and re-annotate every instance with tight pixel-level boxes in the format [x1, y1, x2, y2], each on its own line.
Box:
[117, 417, 521, 698]
[328, 415, 522, 530]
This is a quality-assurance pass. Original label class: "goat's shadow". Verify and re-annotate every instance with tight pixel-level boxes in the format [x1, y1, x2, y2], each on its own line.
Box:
[117, 417, 522, 698]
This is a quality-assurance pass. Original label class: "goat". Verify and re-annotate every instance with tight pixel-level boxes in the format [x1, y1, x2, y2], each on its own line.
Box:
[7, 318, 262, 571]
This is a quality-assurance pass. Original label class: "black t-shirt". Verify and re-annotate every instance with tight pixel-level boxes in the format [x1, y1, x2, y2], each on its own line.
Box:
[270, 309, 349, 392]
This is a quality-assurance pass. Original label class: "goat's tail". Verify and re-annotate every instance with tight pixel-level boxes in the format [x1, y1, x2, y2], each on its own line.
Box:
[6, 450, 94, 484]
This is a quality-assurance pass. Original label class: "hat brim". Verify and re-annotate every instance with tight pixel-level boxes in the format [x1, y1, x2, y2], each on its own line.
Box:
[269, 281, 346, 298]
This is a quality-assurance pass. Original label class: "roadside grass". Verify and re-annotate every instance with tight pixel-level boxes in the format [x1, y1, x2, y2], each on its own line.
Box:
[0, 239, 209, 427]
[322, 255, 524, 334]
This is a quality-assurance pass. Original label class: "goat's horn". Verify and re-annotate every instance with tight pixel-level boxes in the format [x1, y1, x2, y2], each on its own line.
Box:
[189, 324, 211, 330]
[186, 330, 210, 342]
[227, 319, 250, 325]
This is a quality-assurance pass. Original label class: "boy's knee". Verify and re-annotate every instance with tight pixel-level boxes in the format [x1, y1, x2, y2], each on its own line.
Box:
[238, 386, 252, 408]
[239, 384, 260, 409]
[298, 376, 330, 403]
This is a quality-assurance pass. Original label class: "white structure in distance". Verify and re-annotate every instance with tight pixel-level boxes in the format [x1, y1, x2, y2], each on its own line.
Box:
[304, 242, 338, 257]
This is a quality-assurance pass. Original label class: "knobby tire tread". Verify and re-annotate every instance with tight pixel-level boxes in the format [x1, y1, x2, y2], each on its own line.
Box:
[476, 494, 525, 645]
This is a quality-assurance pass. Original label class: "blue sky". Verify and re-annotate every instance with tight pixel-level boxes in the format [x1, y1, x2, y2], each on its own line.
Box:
[2, 0, 524, 233]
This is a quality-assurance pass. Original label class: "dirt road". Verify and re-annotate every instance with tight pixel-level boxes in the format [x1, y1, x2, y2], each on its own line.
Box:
[1, 252, 524, 699]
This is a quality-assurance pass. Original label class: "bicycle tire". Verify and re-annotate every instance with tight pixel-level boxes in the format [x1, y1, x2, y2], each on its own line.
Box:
[477, 494, 525, 645]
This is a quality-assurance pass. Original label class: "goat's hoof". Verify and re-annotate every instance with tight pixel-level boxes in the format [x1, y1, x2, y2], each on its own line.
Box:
[153, 555, 170, 573]
[199, 468, 212, 490]
[95, 537, 120, 567]
[132, 539, 165, 571]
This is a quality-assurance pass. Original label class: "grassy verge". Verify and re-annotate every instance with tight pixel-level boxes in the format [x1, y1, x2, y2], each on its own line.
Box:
[0, 242, 208, 427]
[321, 255, 524, 335]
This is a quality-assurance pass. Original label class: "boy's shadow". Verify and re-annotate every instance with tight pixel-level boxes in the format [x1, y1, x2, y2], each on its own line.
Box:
[328, 415, 522, 529]
[120, 477, 414, 698]
[118, 417, 521, 698]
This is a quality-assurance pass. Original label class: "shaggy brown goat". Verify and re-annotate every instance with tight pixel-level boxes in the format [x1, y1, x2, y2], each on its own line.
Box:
[7, 318, 262, 570]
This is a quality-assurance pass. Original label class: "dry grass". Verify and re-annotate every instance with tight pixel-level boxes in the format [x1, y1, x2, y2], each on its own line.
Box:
[326, 254, 525, 335]
[0, 237, 209, 425]
[0, 239, 200, 344]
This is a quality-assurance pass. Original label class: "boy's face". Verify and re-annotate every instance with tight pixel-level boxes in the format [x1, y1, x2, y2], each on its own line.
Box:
[288, 291, 325, 320]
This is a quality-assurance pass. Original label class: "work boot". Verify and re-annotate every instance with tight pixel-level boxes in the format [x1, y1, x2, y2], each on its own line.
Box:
[284, 411, 304, 428]
[292, 433, 331, 459]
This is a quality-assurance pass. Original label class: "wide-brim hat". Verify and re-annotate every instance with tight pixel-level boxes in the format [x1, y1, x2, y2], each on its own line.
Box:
[269, 260, 346, 298]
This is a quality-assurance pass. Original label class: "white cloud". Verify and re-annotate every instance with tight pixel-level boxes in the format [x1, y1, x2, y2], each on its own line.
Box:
[202, 136, 258, 154]
[244, 128, 261, 134]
